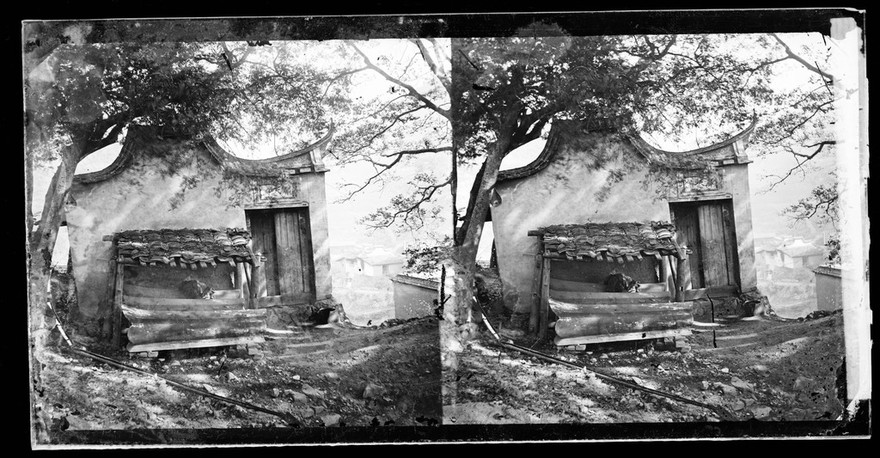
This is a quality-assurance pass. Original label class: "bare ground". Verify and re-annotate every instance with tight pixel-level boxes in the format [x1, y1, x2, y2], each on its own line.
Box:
[37, 316, 441, 441]
[443, 311, 846, 425]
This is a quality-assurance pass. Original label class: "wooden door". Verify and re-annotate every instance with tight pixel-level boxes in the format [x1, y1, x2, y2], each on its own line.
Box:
[670, 199, 740, 289]
[697, 203, 730, 287]
[671, 206, 704, 288]
[247, 208, 316, 305]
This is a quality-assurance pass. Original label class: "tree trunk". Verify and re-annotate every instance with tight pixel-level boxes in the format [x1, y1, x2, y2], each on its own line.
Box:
[27, 139, 83, 444]
[444, 123, 513, 373]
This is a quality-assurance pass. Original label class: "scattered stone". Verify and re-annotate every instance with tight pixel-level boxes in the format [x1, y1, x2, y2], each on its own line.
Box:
[745, 398, 756, 407]
[730, 377, 754, 392]
[363, 383, 386, 400]
[713, 382, 737, 396]
[499, 328, 525, 339]
[301, 384, 323, 398]
[271, 388, 280, 398]
[227, 372, 239, 382]
[321, 413, 342, 427]
[793, 376, 814, 392]
[720, 367, 730, 374]
[701, 381, 710, 390]
[750, 406, 772, 419]
[323, 372, 339, 380]
[292, 375, 301, 381]
[731, 400, 746, 411]
[170, 361, 181, 367]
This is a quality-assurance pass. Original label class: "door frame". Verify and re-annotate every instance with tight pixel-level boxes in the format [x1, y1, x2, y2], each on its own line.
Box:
[245, 205, 317, 306]
[669, 198, 741, 291]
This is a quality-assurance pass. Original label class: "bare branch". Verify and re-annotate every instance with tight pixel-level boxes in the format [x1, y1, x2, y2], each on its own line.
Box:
[766, 99, 833, 145]
[412, 38, 451, 94]
[350, 43, 451, 120]
[382, 146, 453, 157]
[766, 140, 836, 190]
[770, 33, 833, 82]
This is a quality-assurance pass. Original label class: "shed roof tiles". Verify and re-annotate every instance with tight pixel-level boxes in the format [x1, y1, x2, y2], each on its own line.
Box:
[534, 221, 689, 261]
[114, 228, 253, 267]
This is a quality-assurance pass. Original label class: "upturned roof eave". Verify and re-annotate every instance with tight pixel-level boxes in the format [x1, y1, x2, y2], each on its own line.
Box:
[73, 125, 334, 185]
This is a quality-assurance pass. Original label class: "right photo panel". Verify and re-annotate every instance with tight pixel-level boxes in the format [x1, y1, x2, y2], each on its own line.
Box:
[442, 20, 869, 435]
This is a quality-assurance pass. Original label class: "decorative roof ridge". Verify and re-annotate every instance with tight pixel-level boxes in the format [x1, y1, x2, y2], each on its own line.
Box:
[496, 124, 564, 183]
[625, 115, 758, 159]
[200, 125, 334, 166]
[73, 125, 334, 185]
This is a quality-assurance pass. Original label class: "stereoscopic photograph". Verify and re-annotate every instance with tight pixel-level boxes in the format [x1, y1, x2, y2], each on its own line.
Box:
[23, 10, 869, 447]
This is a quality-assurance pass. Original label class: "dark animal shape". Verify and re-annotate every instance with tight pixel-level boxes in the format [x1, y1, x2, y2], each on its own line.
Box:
[179, 278, 214, 299]
[605, 272, 640, 293]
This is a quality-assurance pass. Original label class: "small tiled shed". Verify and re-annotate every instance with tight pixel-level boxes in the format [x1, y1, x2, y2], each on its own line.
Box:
[529, 222, 694, 347]
[489, 118, 761, 330]
[110, 228, 267, 354]
[66, 125, 334, 343]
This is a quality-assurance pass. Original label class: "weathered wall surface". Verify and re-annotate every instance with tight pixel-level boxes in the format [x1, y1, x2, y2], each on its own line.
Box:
[814, 266, 843, 311]
[288, 171, 333, 301]
[491, 134, 669, 314]
[491, 131, 759, 314]
[392, 275, 438, 320]
[67, 144, 333, 319]
[717, 164, 758, 292]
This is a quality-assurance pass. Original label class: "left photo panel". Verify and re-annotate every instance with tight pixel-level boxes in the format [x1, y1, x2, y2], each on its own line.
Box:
[24, 20, 451, 446]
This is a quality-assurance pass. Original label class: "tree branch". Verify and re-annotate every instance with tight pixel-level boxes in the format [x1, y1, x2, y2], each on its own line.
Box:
[382, 146, 453, 157]
[770, 33, 833, 83]
[413, 38, 452, 94]
[766, 140, 836, 190]
[350, 43, 451, 120]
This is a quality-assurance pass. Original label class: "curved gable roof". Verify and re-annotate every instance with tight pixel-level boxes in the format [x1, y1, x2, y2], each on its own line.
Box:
[74, 125, 334, 185]
[497, 116, 757, 184]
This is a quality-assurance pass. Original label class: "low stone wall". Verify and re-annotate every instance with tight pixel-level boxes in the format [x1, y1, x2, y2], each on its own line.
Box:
[391, 274, 439, 320]
[813, 265, 843, 311]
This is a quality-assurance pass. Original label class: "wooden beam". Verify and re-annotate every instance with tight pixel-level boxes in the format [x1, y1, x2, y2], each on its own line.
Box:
[255, 293, 312, 308]
[554, 313, 692, 339]
[549, 290, 671, 303]
[111, 261, 125, 348]
[684, 285, 739, 301]
[235, 262, 246, 299]
[127, 319, 267, 345]
[128, 336, 265, 353]
[529, 253, 543, 334]
[538, 257, 551, 339]
[555, 328, 692, 347]
[549, 297, 693, 315]
[121, 306, 267, 321]
[122, 295, 247, 310]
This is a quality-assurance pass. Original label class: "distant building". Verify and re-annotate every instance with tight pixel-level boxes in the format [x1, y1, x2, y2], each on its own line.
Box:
[755, 246, 784, 268]
[361, 251, 405, 277]
[331, 247, 405, 278]
[778, 241, 826, 269]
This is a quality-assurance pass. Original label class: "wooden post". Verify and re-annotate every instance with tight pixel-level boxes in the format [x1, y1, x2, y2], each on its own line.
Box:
[111, 261, 125, 348]
[537, 257, 551, 339]
[675, 255, 691, 302]
[660, 255, 670, 296]
[529, 253, 543, 334]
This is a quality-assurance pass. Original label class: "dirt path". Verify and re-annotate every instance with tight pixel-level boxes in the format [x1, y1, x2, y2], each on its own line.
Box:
[39, 317, 441, 438]
[443, 312, 845, 424]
